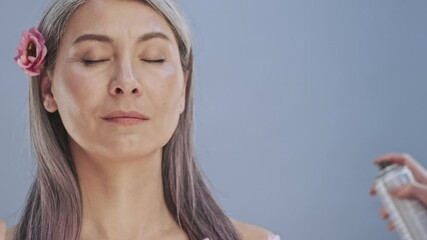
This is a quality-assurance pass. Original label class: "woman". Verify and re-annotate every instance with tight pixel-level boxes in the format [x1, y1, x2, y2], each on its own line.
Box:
[0, 0, 280, 239]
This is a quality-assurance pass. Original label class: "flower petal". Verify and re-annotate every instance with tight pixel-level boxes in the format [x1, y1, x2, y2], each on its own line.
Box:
[14, 27, 47, 77]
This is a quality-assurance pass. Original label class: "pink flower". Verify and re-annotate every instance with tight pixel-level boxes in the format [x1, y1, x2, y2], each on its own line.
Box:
[14, 27, 47, 77]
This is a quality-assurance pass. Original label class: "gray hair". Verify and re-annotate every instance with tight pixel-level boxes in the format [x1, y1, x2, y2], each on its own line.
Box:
[13, 0, 241, 240]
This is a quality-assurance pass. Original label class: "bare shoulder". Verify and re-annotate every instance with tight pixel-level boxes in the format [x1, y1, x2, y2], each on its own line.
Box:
[5, 226, 16, 240]
[230, 218, 276, 240]
[0, 221, 15, 240]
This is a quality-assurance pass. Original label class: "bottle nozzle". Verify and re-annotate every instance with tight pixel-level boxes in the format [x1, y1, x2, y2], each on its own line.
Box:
[378, 160, 392, 170]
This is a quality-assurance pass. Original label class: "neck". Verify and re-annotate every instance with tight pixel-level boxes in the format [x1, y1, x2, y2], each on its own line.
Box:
[72, 144, 181, 240]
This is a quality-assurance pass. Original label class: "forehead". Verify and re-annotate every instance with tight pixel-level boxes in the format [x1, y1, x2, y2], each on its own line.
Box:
[63, 0, 176, 44]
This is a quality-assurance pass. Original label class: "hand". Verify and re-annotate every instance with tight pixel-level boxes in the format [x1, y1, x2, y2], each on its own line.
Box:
[369, 153, 427, 232]
[0, 220, 6, 240]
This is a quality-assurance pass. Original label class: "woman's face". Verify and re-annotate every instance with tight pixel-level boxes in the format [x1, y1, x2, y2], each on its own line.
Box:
[43, 0, 187, 161]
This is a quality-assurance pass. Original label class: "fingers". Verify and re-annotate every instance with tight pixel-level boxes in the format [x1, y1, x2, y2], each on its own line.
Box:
[373, 153, 427, 185]
[0, 220, 6, 240]
[373, 153, 418, 168]
[369, 186, 376, 196]
[380, 206, 389, 219]
[378, 207, 396, 232]
[388, 222, 396, 232]
[371, 153, 427, 234]
[389, 182, 427, 207]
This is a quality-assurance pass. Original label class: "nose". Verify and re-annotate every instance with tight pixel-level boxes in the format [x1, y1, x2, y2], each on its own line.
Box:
[108, 60, 142, 97]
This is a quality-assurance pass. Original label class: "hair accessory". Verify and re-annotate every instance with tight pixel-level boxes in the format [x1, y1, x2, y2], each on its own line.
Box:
[14, 27, 47, 77]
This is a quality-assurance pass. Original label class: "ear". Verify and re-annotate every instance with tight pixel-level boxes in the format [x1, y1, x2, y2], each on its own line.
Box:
[40, 73, 58, 113]
[179, 70, 189, 114]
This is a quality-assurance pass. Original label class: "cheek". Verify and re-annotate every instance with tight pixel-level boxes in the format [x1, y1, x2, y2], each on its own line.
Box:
[143, 63, 184, 138]
[52, 66, 103, 127]
[151, 64, 183, 112]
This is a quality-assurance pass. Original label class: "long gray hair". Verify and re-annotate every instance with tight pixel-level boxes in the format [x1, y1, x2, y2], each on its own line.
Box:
[13, 0, 241, 239]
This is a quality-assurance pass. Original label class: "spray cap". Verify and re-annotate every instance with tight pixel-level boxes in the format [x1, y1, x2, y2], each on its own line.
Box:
[378, 160, 392, 170]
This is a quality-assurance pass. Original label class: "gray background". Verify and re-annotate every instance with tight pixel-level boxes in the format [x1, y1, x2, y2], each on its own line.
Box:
[1, 0, 427, 239]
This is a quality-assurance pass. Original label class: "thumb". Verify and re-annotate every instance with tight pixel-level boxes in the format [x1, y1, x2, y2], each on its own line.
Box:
[390, 182, 427, 208]
[0, 220, 6, 240]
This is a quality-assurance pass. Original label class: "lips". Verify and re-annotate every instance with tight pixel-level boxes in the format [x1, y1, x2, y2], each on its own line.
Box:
[101, 110, 150, 125]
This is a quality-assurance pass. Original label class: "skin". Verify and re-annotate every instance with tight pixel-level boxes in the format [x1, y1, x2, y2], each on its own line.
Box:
[1, 0, 274, 239]
[370, 153, 427, 233]
[44, 0, 187, 239]
[0, 221, 5, 240]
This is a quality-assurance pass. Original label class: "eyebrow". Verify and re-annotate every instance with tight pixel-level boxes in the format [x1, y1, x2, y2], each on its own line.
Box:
[73, 34, 112, 44]
[137, 32, 170, 43]
[73, 32, 170, 45]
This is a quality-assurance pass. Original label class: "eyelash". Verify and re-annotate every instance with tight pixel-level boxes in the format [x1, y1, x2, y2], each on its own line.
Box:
[142, 59, 166, 64]
[81, 59, 166, 66]
[82, 59, 108, 66]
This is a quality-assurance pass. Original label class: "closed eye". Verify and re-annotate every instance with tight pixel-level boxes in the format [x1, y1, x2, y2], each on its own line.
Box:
[142, 59, 165, 63]
[82, 59, 109, 66]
